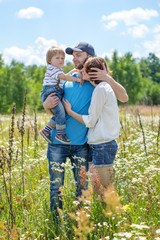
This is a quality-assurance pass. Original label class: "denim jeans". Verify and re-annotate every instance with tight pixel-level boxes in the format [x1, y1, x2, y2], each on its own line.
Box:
[89, 140, 118, 166]
[47, 143, 89, 212]
[41, 85, 66, 129]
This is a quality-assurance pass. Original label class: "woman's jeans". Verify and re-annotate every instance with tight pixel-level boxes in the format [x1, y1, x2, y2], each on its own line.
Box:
[89, 140, 118, 166]
[47, 143, 89, 213]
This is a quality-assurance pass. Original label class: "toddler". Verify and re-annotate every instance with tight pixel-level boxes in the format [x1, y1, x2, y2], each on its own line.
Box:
[40, 46, 80, 144]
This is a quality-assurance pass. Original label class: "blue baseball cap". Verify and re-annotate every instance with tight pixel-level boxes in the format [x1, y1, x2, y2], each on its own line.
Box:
[66, 42, 95, 56]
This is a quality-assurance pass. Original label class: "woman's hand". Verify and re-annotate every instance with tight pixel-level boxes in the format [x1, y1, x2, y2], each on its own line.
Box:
[62, 99, 72, 115]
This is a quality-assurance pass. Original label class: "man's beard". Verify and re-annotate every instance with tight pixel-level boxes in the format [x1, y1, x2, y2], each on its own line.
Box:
[76, 56, 89, 70]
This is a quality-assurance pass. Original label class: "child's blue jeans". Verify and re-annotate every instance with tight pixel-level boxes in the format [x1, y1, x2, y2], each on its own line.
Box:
[41, 85, 66, 130]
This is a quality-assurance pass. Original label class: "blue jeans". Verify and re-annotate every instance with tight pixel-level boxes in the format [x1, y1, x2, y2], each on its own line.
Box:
[41, 85, 66, 129]
[89, 140, 118, 166]
[47, 143, 89, 212]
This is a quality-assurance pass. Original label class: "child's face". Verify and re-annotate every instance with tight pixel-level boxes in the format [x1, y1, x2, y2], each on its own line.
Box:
[49, 54, 65, 68]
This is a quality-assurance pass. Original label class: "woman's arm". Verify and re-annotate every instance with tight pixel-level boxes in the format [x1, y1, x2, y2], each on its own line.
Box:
[62, 99, 85, 124]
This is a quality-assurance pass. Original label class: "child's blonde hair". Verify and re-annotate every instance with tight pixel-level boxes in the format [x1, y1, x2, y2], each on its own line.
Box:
[46, 46, 65, 64]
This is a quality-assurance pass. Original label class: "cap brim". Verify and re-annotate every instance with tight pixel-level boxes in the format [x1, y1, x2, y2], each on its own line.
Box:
[65, 47, 83, 55]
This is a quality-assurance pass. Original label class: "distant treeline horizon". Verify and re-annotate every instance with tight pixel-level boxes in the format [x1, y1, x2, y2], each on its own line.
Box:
[0, 51, 160, 114]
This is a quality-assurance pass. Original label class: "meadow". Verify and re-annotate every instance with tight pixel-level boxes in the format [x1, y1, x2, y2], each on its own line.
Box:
[0, 104, 160, 240]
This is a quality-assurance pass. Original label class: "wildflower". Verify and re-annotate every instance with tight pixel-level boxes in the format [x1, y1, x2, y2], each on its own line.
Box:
[98, 223, 102, 227]
[73, 200, 80, 206]
[123, 205, 131, 211]
[114, 232, 132, 238]
[131, 224, 150, 229]
[79, 166, 87, 187]
[156, 229, 160, 234]
[103, 222, 108, 227]
[84, 206, 90, 210]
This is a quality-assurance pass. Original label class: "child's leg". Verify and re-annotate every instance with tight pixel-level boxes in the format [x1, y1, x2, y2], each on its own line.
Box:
[40, 117, 56, 144]
[51, 101, 71, 144]
[44, 117, 56, 133]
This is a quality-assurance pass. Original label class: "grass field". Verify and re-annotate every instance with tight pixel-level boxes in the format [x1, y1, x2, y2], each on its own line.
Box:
[0, 105, 160, 240]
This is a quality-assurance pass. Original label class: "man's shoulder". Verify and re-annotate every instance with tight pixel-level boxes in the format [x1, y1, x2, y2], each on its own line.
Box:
[71, 72, 79, 78]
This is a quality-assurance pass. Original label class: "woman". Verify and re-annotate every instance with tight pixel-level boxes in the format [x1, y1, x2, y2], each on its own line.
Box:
[63, 57, 120, 189]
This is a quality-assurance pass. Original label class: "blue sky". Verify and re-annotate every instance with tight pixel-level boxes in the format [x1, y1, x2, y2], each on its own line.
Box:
[0, 0, 160, 66]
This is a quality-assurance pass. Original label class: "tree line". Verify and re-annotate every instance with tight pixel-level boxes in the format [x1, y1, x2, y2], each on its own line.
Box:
[0, 51, 160, 114]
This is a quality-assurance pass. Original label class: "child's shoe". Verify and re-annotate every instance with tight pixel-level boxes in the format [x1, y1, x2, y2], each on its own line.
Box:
[55, 133, 71, 144]
[40, 129, 52, 144]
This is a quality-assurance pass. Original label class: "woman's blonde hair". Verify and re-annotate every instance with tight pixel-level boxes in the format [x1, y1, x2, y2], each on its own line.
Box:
[46, 46, 65, 64]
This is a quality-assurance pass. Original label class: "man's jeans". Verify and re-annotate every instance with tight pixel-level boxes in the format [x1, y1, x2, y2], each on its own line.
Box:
[47, 143, 89, 212]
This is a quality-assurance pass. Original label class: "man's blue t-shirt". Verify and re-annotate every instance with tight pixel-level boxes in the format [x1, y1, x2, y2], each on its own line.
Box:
[50, 76, 94, 145]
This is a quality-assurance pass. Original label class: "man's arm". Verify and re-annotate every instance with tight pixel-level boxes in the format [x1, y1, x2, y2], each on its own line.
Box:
[43, 93, 59, 115]
[88, 65, 128, 103]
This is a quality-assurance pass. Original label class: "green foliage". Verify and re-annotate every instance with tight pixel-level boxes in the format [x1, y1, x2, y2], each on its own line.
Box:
[62, 62, 74, 74]
[26, 66, 46, 111]
[148, 53, 160, 83]
[148, 82, 160, 105]
[109, 51, 143, 104]
[0, 52, 160, 113]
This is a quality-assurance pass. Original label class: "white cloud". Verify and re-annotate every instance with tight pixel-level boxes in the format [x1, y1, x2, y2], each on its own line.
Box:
[142, 34, 160, 57]
[16, 7, 43, 19]
[128, 24, 149, 38]
[102, 8, 159, 27]
[153, 24, 160, 33]
[101, 50, 122, 60]
[132, 51, 141, 59]
[2, 37, 72, 66]
[3, 46, 44, 66]
[104, 20, 118, 30]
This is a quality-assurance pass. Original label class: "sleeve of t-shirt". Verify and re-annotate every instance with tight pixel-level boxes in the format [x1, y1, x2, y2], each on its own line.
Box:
[50, 68, 64, 80]
[82, 85, 107, 128]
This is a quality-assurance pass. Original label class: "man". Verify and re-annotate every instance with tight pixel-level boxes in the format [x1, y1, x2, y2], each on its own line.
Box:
[43, 42, 128, 215]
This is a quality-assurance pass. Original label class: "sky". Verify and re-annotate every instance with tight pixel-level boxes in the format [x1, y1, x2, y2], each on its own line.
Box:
[0, 0, 160, 66]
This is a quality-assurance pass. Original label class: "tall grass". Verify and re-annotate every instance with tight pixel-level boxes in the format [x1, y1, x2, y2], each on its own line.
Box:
[0, 105, 160, 239]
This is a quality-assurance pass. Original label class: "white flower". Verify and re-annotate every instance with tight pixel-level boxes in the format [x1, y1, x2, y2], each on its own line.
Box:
[131, 224, 150, 229]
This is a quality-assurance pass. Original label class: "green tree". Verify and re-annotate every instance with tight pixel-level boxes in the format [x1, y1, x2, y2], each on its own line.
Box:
[9, 60, 26, 112]
[148, 83, 160, 105]
[62, 62, 74, 73]
[110, 51, 143, 104]
[0, 65, 10, 113]
[147, 53, 160, 83]
[139, 58, 151, 78]
[26, 66, 46, 110]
